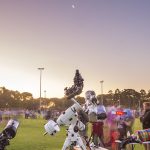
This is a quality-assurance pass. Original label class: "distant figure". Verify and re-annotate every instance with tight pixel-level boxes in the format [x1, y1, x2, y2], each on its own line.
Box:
[45, 110, 52, 120]
[37, 109, 41, 117]
[29, 110, 37, 119]
[25, 109, 30, 119]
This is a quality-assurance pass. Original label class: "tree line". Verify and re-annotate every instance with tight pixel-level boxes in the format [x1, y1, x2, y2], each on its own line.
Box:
[0, 86, 150, 110]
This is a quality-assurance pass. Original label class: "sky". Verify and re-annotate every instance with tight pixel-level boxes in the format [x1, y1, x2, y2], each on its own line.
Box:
[0, 0, 150, 98]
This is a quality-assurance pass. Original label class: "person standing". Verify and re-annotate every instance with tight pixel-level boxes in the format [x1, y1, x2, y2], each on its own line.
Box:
[84, 90, 106, 147]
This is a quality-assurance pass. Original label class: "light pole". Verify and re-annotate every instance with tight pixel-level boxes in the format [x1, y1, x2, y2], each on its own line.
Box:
[38, 67, 44, 111]
[100, 80, 104, 105]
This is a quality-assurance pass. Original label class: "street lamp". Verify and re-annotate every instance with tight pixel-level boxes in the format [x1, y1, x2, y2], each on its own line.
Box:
[38, 67, 44, 111]
[100, 80, 104, 105]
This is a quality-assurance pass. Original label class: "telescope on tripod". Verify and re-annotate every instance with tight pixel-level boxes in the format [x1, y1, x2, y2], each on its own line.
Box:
[0, 119, 19, 150]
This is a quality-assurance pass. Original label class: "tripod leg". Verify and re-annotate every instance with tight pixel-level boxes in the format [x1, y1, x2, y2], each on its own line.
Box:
[62, 138, 71, 150]
[77, 137, 86, 150]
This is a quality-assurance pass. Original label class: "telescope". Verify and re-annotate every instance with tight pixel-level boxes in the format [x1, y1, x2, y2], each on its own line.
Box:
[64, 69, 84, 99]
[0, 119, 19, 150]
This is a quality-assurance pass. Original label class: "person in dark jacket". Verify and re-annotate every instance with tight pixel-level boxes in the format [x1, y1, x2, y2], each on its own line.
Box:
[140, 102, 150, 150]
[140, 102, 150, 129]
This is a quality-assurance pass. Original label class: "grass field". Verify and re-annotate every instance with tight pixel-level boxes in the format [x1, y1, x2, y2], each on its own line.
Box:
[0, 118, 146, 150]
[0, 118, 66, 150]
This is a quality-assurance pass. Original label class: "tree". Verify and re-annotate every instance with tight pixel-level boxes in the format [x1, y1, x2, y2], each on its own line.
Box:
[121, 89, 140, 108]
[114, 89, 121, 105]
[21, 92, 33, 101]
[140, 89, 147, 101]
[147, 90, 150, 101]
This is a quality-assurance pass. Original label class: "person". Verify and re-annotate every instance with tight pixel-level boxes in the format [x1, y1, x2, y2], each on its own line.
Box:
[45, 109, 52, 120]
[25, 109, 29, 119]
[84, 90, 106, 147]
[106, 103, 120, 149]
[123, 108, 135, 135]
[140, 102, 150, 150]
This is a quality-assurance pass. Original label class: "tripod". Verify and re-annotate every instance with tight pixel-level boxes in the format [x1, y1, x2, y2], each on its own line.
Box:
[0, 132, 10, 150]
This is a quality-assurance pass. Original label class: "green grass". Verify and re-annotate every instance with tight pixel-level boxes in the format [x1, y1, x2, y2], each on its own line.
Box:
[1, 118, 66, 150]
[0, 118, 146, 150]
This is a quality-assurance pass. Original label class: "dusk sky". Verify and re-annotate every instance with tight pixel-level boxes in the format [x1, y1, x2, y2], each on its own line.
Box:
[0, 0, 150, 98]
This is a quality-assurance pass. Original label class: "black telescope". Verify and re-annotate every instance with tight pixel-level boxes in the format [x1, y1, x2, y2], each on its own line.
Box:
[0, 119, 19, 150]
[64, 69, 84, 99]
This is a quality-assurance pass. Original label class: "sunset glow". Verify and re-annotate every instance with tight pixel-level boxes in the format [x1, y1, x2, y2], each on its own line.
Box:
[0, 0, 150, 98]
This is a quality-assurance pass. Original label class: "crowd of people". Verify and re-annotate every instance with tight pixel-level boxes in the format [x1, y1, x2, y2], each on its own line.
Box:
[0, 91, 150, 150]
[76, 90, 150, 150]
